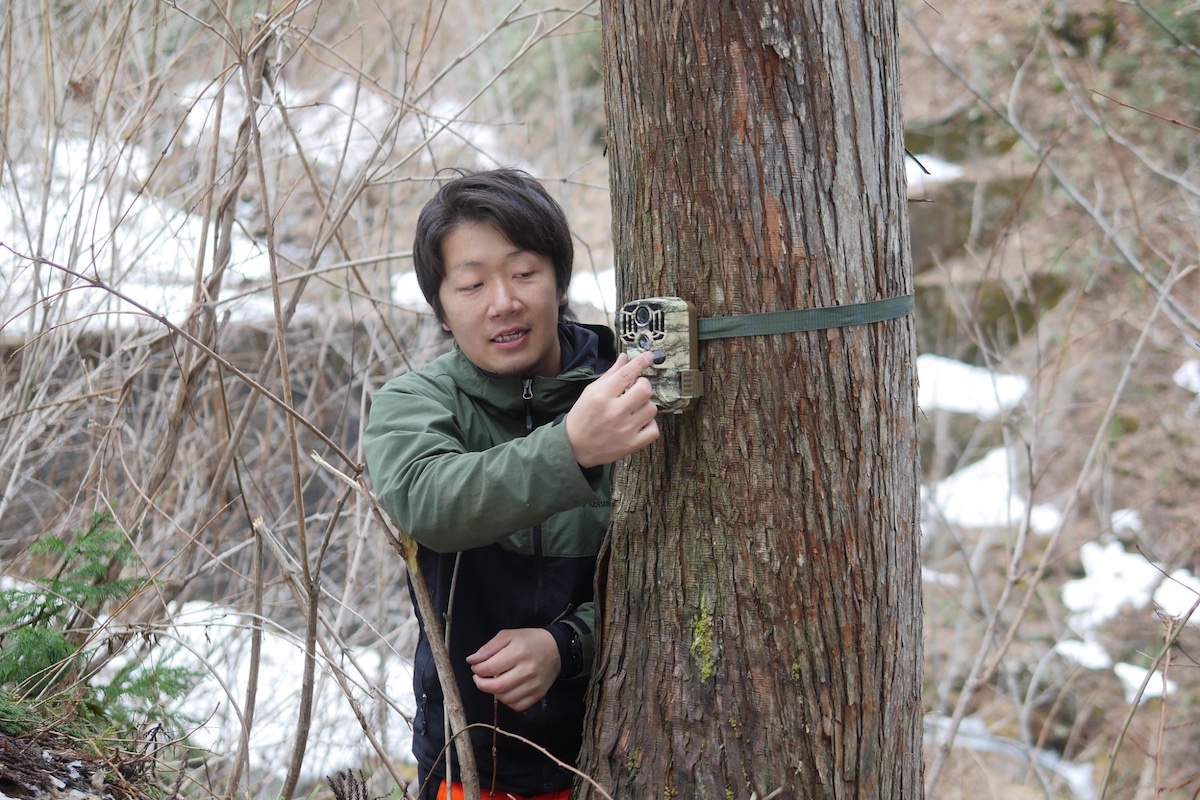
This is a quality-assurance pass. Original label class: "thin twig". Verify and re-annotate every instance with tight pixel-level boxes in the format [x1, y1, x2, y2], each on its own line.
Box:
[312, 453, 481, 798]
[1092, 89, 1200, 134]
[2, 245, 355, 467]
[1098, 596, 1200, 799]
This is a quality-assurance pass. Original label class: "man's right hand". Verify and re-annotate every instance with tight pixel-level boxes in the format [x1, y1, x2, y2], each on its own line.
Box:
[566, 350, 660, 469]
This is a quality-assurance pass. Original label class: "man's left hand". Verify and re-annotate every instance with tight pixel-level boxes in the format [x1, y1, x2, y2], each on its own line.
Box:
[466, 628, 561, 712]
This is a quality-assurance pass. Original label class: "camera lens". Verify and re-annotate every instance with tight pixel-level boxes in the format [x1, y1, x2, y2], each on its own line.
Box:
[633, 305, 651, 328]
[637, 333, 652, 351]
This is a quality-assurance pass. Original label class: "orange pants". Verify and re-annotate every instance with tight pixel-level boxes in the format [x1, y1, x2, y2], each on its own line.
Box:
[434, 780, 571, 800]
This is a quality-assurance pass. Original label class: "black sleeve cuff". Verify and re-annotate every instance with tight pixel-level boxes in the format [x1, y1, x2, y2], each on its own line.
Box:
[546, 620, 583, 680]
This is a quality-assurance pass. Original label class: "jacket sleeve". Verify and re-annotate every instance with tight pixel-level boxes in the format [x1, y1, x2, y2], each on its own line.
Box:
[363, 374, 603, 552]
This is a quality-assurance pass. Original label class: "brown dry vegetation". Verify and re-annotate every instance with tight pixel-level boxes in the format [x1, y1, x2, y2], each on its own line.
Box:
[905, 1, 1200, 797]
[1, 0, 1199, 799]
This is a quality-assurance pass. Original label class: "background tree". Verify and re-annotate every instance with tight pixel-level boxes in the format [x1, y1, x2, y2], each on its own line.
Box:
[579, 2, 923, 797]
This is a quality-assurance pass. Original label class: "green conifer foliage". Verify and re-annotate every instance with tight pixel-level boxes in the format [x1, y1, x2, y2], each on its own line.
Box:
[0, 514, 198, 739]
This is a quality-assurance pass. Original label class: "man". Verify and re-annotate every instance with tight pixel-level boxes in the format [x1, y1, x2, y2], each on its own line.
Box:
[363, 168, 659, 800]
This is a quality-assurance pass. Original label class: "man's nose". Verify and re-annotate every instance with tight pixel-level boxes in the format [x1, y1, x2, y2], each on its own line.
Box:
[487, 279, 520, 315]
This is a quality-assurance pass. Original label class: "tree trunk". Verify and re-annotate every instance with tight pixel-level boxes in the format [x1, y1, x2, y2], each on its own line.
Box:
[580, 3, 923, 799]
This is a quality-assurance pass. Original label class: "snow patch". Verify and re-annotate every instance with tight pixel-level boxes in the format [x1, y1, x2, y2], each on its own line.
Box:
[1061, 541, 1161, 635]
[1054, 637, 1113, 670]
[907, 153, 966, 194]
[102, 601, 416, 792]
[2, 136, 276, 340]
[1153, 568, 1200, 624]
[917, 354, 1029, 421]
[1113, 662, 1177, 705]
[924, 447, 1062, 533]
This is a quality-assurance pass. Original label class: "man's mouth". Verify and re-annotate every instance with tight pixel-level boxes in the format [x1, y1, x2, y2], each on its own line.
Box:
[493, 329, 526, 344]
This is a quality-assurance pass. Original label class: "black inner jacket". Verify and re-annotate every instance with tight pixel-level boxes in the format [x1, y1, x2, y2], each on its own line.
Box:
[410, 321, 615, 797]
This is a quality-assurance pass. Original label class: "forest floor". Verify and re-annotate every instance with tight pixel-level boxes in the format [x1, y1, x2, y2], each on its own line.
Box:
[901, 0, 1200, 797]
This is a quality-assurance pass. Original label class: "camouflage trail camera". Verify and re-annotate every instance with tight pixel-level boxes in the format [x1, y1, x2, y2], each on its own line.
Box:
[618, 297, 702, 413]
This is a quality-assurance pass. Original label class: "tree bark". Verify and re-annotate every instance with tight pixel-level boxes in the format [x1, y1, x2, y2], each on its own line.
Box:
[580, 2, 923, 799]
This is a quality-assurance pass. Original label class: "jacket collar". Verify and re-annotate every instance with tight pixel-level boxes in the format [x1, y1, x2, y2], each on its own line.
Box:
[448, 321, 617, 413]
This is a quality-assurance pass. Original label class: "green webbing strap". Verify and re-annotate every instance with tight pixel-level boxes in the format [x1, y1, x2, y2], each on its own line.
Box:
[696, 293, 914, 341]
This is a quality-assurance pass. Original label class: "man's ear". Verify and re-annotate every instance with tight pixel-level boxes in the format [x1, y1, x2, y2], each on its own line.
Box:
[558, 294, 568, 307]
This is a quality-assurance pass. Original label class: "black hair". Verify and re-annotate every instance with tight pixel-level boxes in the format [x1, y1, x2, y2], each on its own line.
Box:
[412, 168, 574, 324]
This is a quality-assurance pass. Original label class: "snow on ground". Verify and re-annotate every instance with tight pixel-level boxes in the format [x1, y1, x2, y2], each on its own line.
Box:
[116, 601, 416, 792]
[906, 153, 965, 194]
[1060, 537, 1200, 635]
[567, 267, 617, 317]
[922, 446, 1063, 534]
[1053, 637, 1113, 670]
[1054, 531, 1199, 705]
[1061, 540, 1163, 634]
[1153, 569, 1200, 623]
[390, 270, 429, 310]
[1, 137, 274, 340]
[176, 80, 505, 174]
[1176, 359, 1200, 415]
[917, 353, 1030, 421]
[925, 713, 1096, 800]
[918, 354, 1199, 727]
[4, 77, 515, 342]
[1173, 359, 1200, 394]
[1110, 508, 1144, 535]
[1113, 662, 1179, 706]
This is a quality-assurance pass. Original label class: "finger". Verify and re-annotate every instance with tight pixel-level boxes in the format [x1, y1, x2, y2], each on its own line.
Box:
[625, 348, 656, 373]
[505, 686, 541, 712]
[624, 375, 654, 402]
[613, 377, 656, 416]
[492, 684, 529, 712]
[596, 351, 630, 383]
[504, 696, 534, 713]
[472, 674, 508, 701]
[490, 675, 541, 712]
[474, 664, 531, 699]
[641, 417, 661, 441]
[610, 350, 655, 390]
[626, 411, 658, 443]
[470, 649, 514, 677]
[466, 633, 510, 666]
[604, 348, 651, 379]
[472, 670, 508, 690]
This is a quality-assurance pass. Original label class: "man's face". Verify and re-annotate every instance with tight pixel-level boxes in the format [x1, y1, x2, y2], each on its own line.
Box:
[438, 220, 566, 378]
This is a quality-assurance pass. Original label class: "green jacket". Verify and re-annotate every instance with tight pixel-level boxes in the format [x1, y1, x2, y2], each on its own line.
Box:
[363, 321, 615, 795]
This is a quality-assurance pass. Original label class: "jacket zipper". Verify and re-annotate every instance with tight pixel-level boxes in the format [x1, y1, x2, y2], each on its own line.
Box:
[522, 378, 534, 432]
[523, 378, 545, 614]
